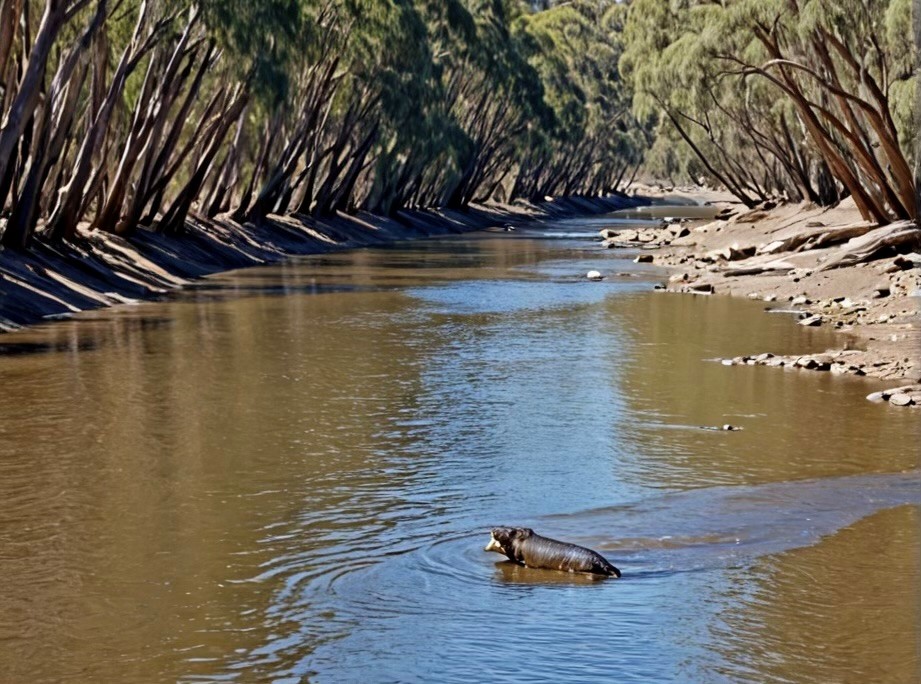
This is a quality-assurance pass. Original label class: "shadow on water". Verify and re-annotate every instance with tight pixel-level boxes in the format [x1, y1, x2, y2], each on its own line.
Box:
[492, 561, 610, 585]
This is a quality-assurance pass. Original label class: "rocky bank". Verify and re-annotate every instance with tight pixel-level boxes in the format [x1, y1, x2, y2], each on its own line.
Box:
[608, 189, 921, 407]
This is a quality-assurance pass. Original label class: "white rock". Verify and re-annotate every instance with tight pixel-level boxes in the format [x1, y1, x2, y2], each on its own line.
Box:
[586, 270, 604, 281]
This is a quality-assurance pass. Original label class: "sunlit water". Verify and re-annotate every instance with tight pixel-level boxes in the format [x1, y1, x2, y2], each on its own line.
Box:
[1, 209, 919, 683]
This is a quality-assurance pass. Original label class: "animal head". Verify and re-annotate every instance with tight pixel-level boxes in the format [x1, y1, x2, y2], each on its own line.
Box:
[484, 527, 533, 555]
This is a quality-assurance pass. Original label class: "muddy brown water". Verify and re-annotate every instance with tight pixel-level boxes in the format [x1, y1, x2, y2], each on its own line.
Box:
[0, 210, 919, 683]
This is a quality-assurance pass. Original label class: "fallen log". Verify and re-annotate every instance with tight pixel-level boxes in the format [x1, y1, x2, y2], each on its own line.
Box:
[756, 221, 875, 255]
[818, 221, 920, 271]
[721, 257, 796, 276]
[797, 222, 876, 252]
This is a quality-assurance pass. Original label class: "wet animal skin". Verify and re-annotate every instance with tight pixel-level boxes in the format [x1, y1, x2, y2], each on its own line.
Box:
[485, 527, 621, 577]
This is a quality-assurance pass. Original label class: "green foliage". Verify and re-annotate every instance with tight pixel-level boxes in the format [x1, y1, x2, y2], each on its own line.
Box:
[200, 0, 305, 104]
[620, 0, 916, 216]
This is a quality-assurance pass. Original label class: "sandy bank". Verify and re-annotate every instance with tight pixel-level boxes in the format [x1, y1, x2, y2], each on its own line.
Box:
[0, 196, 644, 333]
[615, 188, 921, 406]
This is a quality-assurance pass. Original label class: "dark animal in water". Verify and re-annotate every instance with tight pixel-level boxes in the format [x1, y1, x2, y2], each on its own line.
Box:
[485, 527, 621, 578]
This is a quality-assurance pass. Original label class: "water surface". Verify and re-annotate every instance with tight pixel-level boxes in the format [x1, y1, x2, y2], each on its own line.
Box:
[0, 213, 919, 682]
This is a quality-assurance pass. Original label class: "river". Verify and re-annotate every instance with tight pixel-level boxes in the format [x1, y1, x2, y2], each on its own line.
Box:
[1, 208, 919, 682]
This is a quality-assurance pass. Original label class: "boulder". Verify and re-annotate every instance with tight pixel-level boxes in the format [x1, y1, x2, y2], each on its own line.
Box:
[889, 393, 914, 406]
[812, 354, 833, 370]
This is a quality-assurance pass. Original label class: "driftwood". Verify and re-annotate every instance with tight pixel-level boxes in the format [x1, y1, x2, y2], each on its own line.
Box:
[818, 221, 920, 271]
[722, 257, 796, 276]
[757, 220, 875, 255]
[796, 222, 876, 251]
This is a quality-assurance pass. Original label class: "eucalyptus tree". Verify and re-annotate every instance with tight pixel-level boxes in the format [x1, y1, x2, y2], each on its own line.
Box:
[514, 0, 644, 200]
[621, 0, 916, 222]
[0, 0, 300, 247]
[0, 0, 653, 251]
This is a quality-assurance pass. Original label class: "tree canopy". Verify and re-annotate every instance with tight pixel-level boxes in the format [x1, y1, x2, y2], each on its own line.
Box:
[0, 0, 915, 251]
[0, 0, 644, 249]
[621, 0, 917, 220]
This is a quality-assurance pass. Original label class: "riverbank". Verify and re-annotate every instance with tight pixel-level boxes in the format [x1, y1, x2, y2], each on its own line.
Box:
[617, 189, 921, 406]
[0, 195, 644, 333]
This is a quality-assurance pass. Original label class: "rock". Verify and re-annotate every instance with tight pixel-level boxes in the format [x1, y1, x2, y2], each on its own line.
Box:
[812, 354, 833, 370]
[795, 356, 818, 369]
[707, 244, 755, 262]
[689, 282, 714, 294]
[791, 295, 810, 306]
[893, 254, 921, 270]
[599, 228, 618, 239]
[840, 297, 855, 308]
[634, 254, 654, 263]
[668, 225, 690, 239]
[721, 424, 742, 431]
[586, 270, 604, 281]
[762, 294, 777, 302]
[798, 315, 823, 326]
[805, 220, 825, 228]
[601, 238, 619, 249]
[889, 393, 914, 406]
[754, 352, 774, 362]
[883, 261, 903, 274]
[873, 284, 890, 298]
[721, 359, 735, 366]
